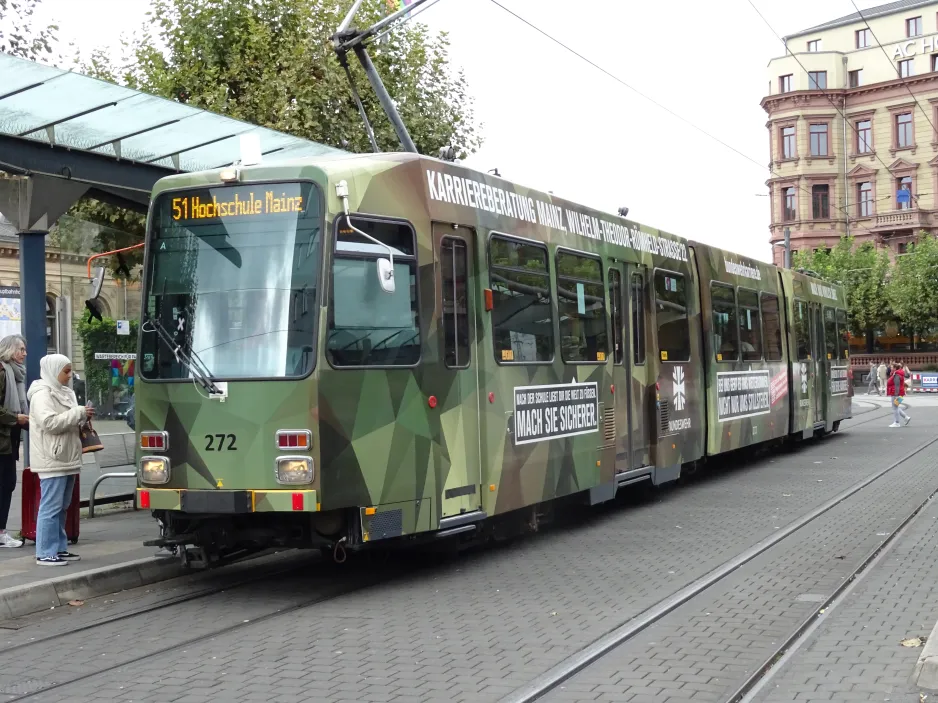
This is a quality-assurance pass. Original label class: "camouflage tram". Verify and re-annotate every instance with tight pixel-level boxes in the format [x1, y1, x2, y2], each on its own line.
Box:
[117, 152, 851, 566]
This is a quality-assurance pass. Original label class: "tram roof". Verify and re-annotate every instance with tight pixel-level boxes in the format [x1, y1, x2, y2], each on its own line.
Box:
[0, 53, 344, 208]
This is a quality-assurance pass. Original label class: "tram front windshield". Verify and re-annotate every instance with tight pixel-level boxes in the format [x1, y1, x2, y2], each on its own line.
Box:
[141, 182, 322, 381]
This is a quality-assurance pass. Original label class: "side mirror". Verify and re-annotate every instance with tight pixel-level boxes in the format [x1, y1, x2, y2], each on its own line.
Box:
[376, 258, 395, 294]
[90, 266, 105, 299]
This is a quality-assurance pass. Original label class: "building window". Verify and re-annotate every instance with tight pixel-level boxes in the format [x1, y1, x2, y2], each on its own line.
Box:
[897, 112, 914, 147]
[808, 71, 827, 89]
[45, 295, 56, 354]
[779, 74, 792, 93]
[856, 28, 872, 48]
[898, 242, 909, 254]
[898, 175, 913, 209]
[783, 186, 796, 221]
[555, 251, 607, 363]
[812, 184, 830, 219]
[907, 16, 923, 37]
[781, 125, 796, 158]
[849, 69, 863, 87]
[807, 39, 821, 52]
[933, 54, 938, 71]
[810, 123, 829, 156]
[857, 119, 872, 153]
[858, 181, 873, 216]
[900, 58, 914, 77]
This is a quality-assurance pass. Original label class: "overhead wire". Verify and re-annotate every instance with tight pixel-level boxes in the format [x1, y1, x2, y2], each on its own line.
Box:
[486, 0, 881, 240]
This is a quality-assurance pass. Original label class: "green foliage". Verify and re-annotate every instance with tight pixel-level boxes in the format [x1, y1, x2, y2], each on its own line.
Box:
[0, 0, 58, 60]
[83, 0, 481, 158]
[791, 237, 891, 337]
[886, 232, 938, 339]
[76, 317, 138, 405]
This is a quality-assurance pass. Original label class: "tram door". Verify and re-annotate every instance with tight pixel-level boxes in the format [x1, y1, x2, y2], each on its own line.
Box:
[432, 224, 482, 520]
[609, 265, 634, 472]
[621, 264, 651, 469]
[809, 303, 825, 422]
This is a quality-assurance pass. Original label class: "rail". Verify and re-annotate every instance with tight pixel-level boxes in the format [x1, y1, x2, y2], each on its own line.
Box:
[88, 471, 137, 518]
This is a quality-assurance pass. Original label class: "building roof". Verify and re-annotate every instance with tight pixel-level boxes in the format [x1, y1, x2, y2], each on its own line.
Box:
[787, 0, 936, 40]
[0, 52, 344, 176]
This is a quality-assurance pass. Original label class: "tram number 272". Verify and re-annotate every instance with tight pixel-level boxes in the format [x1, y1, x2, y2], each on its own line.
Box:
[205, 434, 237, 451]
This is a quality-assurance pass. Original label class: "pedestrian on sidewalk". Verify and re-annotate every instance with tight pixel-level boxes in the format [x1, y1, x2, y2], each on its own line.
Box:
[887, 362, 910, 428]
[0, 335, 29, 548]
[867, 361, 877, 394]
[27, 354, 94, 566]
[877, 360, 888, 395]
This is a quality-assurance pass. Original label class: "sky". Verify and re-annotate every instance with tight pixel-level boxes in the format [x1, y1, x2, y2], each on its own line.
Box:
[26, 0, 891, 262]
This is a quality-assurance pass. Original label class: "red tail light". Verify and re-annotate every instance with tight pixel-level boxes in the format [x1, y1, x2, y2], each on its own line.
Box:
[139, 490, 151, 509]
[277, 430, 311, 451]
[292, 492, 304, 510]
[140, 432, 168, 451]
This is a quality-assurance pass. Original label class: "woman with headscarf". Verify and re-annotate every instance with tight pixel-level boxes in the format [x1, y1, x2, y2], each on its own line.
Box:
[27, 354, 94, 566]
[0, 334, 29, 547]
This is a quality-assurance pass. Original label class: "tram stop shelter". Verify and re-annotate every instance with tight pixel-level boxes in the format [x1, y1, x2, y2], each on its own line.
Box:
[0, 51, 341, 419]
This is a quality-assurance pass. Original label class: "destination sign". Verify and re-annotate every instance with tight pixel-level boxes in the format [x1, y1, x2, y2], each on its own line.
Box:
[165, 185, 307, 224]
[513, 382, 599, 445]
[716, 370, 771, 422]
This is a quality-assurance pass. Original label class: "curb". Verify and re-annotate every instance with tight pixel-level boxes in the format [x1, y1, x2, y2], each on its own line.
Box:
[0, 556, 187, 621]
[912, 618, 938, 690]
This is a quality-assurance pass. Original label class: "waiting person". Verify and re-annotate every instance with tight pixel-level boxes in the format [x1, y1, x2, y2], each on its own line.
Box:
[27, 354, 93, 566]
[0, 335, 28, 548]
[887, 362, 910, 428]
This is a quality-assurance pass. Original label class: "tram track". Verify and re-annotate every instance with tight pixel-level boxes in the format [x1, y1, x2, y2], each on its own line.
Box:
[500, 431, 938, 703]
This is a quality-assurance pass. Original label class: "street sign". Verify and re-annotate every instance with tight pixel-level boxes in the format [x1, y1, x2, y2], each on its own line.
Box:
[116, 320, 130, 336]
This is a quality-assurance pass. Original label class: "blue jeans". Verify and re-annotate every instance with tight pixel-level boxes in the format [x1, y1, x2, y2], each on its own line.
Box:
[36, 475, 76, 559]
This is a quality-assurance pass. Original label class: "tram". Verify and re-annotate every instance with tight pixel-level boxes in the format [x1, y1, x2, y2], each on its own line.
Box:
[99, 152, 851, 566]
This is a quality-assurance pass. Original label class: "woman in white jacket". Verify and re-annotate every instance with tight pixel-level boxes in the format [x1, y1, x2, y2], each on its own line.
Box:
[27, 355, 94, 566]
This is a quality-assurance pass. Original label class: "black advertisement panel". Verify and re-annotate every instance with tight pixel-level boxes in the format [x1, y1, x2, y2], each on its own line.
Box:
[716, 370, 771, 422]
[513, 382, 599, 445]
[830, 366, 849, 396]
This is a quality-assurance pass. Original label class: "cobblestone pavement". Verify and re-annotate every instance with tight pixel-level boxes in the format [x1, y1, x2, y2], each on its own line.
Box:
[1, 406, 934, 703]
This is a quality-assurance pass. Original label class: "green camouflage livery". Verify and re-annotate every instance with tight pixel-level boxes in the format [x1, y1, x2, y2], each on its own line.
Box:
[134, 152, 850, 555]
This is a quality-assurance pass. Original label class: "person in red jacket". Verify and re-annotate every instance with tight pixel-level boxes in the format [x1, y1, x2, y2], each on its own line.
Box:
[887, 362, 910, 427]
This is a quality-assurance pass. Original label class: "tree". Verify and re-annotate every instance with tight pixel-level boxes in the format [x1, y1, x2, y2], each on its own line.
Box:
[86, 0, 481, 157]
[886, 231, 938, 350]
[0, 0, 57, 61]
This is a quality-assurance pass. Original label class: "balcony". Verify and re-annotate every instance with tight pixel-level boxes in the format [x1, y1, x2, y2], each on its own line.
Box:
[873, 208, 932, 230]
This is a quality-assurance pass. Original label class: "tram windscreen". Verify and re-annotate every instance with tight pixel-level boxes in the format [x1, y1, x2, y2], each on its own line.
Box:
[141, 182, 322, 381]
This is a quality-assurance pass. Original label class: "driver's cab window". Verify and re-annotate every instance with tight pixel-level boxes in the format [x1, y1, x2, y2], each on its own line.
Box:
[327, 216, 420, 367]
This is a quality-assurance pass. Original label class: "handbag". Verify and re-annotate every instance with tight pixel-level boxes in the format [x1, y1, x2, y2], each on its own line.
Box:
[79, 419, 104, 453]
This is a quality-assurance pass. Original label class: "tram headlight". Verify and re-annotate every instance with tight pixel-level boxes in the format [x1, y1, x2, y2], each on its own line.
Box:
[276, 456, 314, 485]
[139, 456, 170, 485]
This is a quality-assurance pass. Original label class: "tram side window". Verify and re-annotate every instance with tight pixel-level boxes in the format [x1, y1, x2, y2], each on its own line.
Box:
[761, 293, 783, 361]
[556, 251, 607, 363]
[823, 307, 837, 360]
[737, 289, 763, 361]
[490, 236, 553, 363]
[631, 272, 646, 365]
[711, 283, 739, 362]
[794, 300, 810, 360]
[835, 308, 849, 360]
[441, 238, 470, 368]
[609, 268, 623, 364]
[654, 271, 690, 362]
[327, 217, 420, 367]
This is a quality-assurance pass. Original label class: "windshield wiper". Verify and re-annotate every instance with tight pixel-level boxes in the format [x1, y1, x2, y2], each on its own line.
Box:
[144, 315, 222, 395]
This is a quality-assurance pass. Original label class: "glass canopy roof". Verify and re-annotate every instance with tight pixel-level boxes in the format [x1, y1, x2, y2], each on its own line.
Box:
[0, 53, 344, 173]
